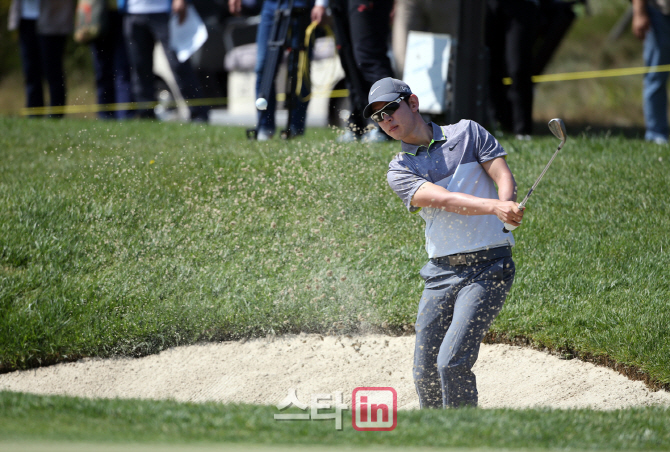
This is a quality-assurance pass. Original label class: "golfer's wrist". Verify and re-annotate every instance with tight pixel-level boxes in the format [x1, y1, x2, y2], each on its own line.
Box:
[489, 200, 503, 216]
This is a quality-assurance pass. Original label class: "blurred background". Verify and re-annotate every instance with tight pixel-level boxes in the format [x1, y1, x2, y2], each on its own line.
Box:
[0, 0, 647, 133]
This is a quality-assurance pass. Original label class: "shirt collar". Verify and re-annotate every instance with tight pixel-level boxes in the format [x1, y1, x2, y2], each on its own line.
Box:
[400, 123, 448, 156]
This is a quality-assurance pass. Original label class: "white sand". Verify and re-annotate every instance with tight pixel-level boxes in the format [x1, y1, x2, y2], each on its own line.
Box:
[1, 333, 669, 410]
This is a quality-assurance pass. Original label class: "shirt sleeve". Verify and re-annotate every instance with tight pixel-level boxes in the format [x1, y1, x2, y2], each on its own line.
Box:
[471, 121, 507, 164]
[387, 154, 426, 213]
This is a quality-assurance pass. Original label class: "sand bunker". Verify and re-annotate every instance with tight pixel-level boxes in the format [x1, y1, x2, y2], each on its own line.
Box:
[1, 333, 669, 410]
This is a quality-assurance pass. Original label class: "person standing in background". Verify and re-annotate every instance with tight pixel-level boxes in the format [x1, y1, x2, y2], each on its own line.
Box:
[190, 0, 229, 109]
[632, 0, 670, 145]
[120, 0, 209, 121]
[230, 0, 326, 140]
[8, 0, 76, 118]
[485, 0, 539, 139]
[90, 0, 135, 120]
[333, 0, 395, 143]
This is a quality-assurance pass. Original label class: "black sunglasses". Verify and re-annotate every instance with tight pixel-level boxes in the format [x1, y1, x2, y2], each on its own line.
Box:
[371, 96, 406, 123]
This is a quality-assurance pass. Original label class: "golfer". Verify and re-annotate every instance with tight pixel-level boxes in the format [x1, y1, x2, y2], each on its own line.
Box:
[364, 77, 524, 408]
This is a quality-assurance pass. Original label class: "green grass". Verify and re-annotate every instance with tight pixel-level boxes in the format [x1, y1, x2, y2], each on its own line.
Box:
[1, 118, 669, 389]
[0, 119, 424, 367]
[527, 0, 646, 128]
[493, 135, 670, 385]
[1, 391, 670, 449]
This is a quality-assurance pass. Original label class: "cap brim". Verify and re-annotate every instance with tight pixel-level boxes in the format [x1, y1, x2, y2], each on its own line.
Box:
[363, 93, 404, 118]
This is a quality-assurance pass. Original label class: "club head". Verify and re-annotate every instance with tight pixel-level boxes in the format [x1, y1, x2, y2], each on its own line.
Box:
[548, 118, 567, 145]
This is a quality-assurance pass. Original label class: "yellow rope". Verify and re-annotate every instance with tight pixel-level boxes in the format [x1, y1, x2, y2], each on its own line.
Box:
[22, 63, 670, 116]
[502, 64, 670, 85]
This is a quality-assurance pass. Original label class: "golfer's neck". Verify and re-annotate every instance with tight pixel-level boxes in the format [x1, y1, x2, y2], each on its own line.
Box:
[403, 121, 433, 147]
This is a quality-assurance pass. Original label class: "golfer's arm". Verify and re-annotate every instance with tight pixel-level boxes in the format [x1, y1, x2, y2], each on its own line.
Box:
[482, 157, 517, 202]
[410, 182, 498, 215]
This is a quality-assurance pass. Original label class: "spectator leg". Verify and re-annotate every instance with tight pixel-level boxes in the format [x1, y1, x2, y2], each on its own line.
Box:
[348, 0, 394, 87]
[38, 33, 67, 118]
[18, 19, 44, 113]
[124, 14, 157, 118]
[644, 5, 670, 141]
[150, 13, 208, 121]
[255, 0, 280, 134]
[503, 0, 538, 135]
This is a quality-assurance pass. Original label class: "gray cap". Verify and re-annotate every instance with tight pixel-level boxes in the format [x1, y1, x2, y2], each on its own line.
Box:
[363, 77, 412, 118]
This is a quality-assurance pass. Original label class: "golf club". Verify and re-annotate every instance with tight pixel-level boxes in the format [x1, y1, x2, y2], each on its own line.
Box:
[503, 118, 567, 233]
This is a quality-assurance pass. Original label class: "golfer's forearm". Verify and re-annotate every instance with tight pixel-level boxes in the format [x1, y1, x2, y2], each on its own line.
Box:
[482, 157, 517, 202]
[439, 193, 500, 216]
[411, 184, 497, 216]
[496, 174, 517, 202]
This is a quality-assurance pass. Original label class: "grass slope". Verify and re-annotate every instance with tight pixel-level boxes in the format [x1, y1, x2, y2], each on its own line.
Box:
[1, 118, 669, 387]
[1, 391, 670, 449]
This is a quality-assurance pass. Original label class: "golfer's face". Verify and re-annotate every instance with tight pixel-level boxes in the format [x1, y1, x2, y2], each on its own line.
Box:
[373, 98, 410, 140]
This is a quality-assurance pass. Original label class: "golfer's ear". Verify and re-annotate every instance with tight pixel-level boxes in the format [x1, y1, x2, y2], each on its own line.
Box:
[408, 94, 420, 112]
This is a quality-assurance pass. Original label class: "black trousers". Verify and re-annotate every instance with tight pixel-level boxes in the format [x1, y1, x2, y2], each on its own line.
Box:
[486, 0, 539, 135]
[348, 0, 394, 86]
[91, 10, 135, 119]
[333, 0, 394, 134]
[18, 19, 67, 117]
[123, 13, 207, 120]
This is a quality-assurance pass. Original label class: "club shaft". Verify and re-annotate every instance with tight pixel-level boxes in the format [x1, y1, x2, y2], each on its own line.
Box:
[518, 140, 565, 208]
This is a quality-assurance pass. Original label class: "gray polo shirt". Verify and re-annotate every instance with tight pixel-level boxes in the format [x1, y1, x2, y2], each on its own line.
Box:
[387, 120, 515, 258]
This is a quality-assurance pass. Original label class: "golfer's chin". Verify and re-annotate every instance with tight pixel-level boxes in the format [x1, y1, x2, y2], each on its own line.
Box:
[384, 124, 401, 139]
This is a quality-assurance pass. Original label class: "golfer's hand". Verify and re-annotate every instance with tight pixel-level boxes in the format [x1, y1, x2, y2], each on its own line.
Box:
[494, 201, 524, 228]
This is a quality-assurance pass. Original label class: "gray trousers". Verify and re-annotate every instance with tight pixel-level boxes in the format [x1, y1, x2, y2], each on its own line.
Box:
[413, 250, 515, 408]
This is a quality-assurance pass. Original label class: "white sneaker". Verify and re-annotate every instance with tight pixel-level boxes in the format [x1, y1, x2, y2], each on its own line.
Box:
[337, 130, 358, 143]
[649, 136, 668, 145]
[361, 128, 389, 143]
[257, 130, 274, 141]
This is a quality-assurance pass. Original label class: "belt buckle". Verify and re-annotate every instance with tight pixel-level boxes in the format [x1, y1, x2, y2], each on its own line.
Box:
[448, 254, 467, 266]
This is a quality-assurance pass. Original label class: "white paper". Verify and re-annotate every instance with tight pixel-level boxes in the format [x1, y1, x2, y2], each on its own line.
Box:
[402, 31, 452, 114]
[169, 5, 209, 63]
